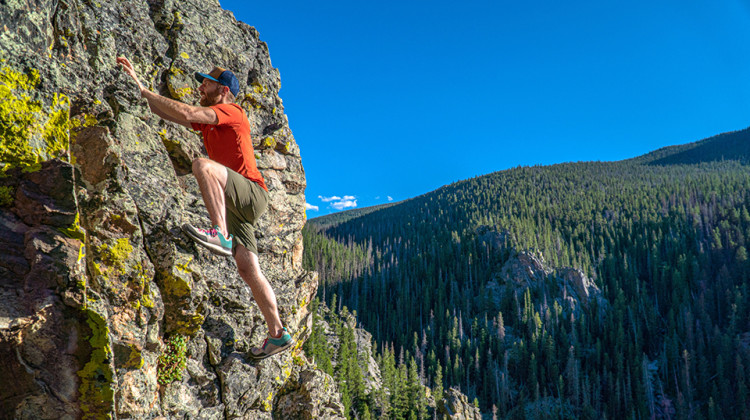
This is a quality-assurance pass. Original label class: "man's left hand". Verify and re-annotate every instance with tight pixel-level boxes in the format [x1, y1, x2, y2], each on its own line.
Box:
[117, 56, 145, 95]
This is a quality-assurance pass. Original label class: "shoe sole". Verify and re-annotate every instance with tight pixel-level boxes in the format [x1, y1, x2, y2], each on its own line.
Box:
[182, 224, 232, 257]
[249, 338, 295, 360]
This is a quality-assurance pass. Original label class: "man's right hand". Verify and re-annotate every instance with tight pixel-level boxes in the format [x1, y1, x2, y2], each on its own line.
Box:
[116, 56, 145, 95]
[115, 56, 214, 128]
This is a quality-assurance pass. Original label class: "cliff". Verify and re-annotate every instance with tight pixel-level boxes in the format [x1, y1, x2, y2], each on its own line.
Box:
[0, 0, 342, 418]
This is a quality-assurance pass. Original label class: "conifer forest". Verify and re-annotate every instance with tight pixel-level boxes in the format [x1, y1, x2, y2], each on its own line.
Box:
[302, 130, 750, 419]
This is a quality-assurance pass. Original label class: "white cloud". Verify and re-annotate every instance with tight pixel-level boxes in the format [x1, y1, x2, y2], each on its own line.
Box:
[305, 203, 319, 211]
[331, 199, 357, 210]
[387, 196, 394, 201]
[319, 195, 341, 202]
[319, 194, 358, 211]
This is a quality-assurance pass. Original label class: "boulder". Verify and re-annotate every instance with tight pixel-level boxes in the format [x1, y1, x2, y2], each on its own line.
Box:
[0, 0, 326, 417]
[437, 387, 482, 420]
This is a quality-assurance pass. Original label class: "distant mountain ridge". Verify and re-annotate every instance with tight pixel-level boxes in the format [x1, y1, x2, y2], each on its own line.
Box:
[630, 125, 750, 166]
[310, 202, 398, 228]
[311, 128, 750, 226]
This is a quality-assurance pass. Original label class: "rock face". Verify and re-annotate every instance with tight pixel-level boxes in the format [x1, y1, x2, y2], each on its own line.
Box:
[0, 0, 330, 418]
[499, 251, 552, 288]
[317, 304, 383, 395]
[274, 366, 346, 420]
[478, 224, 606, 322]
[558, 266, 605, 310]
[437, 388, 482, 420]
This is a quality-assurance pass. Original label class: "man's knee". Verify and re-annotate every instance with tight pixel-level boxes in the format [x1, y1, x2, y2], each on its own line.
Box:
[193, 158, 228, 184]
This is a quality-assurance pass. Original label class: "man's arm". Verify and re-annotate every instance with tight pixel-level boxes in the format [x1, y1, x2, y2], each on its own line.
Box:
[146, 100, 192, 129]
[117, 57, 218, 127]
[141, 89, 218, 126]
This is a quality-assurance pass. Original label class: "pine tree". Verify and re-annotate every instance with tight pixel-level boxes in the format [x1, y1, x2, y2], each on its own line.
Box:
[407, 357, 428, 419]
[434, 361, 444, 404]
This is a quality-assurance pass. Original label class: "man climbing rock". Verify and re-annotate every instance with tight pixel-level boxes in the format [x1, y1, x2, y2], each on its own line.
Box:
[116, 56, 294, 359]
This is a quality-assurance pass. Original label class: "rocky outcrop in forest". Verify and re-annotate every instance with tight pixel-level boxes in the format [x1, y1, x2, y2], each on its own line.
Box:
[478, 226, 606, 316]
[0, 0, 341, 418]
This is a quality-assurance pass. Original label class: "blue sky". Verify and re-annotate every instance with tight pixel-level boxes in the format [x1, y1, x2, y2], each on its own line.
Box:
[220, 0, 750, 217]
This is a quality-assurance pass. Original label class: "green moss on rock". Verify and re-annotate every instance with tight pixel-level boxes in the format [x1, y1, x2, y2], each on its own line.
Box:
[157, 334, 187, 385]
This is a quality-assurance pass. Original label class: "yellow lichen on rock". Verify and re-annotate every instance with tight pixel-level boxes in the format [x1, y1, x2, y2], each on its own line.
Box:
[160, 270, 191, 298]
[42, 93, 71, 159]
[174, 313, 205, 336]
[262, 391, 274, 411]
[275, 140, 291, 155]
[125, 344, 144, 369]
[251, 81, 266, 94]
[0, 65, 73, 172]
[158, 128, 182, 155]
[69, 112, 98, 148]
[77, 308, 115, 418]
[0, 185, 14, 206]
[168, 84, 193, 101]
[259, 136, 276, 149]
[172, 10, 184, 28]
[59, 213, 87, 264]
[175, 257, 193, 273]
[60, 212, 86, 241]
[158, 261, 205, 336]
[96, 238, 134, 278]
[0, 66, 44, 171]
[140, 279, 155, 309]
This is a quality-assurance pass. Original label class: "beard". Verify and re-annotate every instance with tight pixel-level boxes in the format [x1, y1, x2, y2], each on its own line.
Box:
[199, 88, 222, 107]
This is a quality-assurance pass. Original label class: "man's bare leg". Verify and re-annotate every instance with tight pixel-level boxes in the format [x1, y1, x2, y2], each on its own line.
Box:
[234, 244, 284, 337]
[192, 158, 229, 236]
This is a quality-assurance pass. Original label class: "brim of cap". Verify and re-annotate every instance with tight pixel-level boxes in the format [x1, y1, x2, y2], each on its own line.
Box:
[195, 72, 220, 83]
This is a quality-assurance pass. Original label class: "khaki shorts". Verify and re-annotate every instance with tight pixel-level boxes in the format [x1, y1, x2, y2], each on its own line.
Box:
[224, 168, 269, 255]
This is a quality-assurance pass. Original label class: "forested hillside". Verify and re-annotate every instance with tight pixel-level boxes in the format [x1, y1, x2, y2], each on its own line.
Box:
[631, 126, 750, 166]
[303, 129, 750, 419]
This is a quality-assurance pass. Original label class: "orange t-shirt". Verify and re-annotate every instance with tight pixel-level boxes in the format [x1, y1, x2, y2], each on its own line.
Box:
[192, 103, 268, 191]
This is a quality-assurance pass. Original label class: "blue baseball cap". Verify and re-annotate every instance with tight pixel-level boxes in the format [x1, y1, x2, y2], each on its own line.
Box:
[195, 66, 240, 96]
